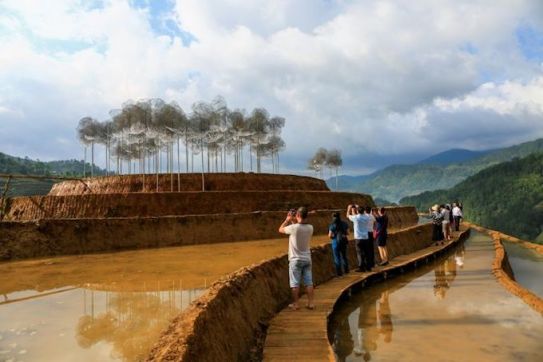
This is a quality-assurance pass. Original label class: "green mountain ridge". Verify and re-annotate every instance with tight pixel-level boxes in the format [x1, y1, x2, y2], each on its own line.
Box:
[400, 152, 543, 242]
[0, 152, 105, 197]
[329, 138, 543, 202]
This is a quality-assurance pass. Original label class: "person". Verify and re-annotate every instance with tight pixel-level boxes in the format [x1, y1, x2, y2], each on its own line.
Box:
[364, 206, 376, 270]
[441, 204, 451, 241]
[374, 207, 389, 266]
[279, 206, 315, 310]
[429, 204, 444, 245]
[329, 212, 350, 276]
[452, 203, 463, 231]
[346, 204, 371, 272]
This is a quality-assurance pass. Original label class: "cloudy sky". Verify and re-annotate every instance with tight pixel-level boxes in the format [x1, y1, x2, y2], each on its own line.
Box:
[1, 0, 543, 175]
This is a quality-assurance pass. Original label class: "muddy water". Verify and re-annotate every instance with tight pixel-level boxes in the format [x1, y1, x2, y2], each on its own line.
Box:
[503, 241, 543, 298]
[0, 235, 328, 361]
[330, 231, 543, 361]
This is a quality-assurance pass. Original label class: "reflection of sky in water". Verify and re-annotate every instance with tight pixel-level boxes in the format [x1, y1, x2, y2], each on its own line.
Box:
[0, 286, 205, 361]
[331, 231, 543, 361]
[0, 236, 293, 361]
[502, 241, 543, 298]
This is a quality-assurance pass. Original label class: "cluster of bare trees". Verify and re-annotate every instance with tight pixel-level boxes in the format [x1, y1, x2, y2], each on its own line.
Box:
[77, 96, 286, 185]
[307, 148, 343, 189]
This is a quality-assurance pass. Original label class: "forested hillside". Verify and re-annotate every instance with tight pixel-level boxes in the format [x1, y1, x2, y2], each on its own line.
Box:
[0, 152, 105, 197]
[328, 138, 543, 202]
[400, 153, 543, 242]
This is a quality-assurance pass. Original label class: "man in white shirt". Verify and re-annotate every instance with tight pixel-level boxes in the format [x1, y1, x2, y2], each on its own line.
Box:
[452, 203, 463, 231]
[279, 206, 315, 310]
[347, 204, 371, 272]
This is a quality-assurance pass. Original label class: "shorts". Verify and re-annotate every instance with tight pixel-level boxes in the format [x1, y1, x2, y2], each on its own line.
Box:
[289, 259, 313, 288]
[377, 233, 387, 247]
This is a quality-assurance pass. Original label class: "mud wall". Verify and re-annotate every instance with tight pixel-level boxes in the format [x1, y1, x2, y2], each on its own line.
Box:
[3, 191, 373, 221]
[0, 207, 418, 261]
[49, 173, 329, 195]
[146, 223, 433, 362]
[466, 222, 543, 316]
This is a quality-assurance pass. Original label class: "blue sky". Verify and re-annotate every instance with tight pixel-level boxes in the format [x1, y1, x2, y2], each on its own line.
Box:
[0, 0, 543, 175]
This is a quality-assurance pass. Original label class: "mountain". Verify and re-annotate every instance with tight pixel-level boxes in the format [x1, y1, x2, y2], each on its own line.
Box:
[327, 138, 543, 202]
[327, 174, 371, 191]
[0, 152, 105, 197]
[400, 152, 543, 242]
[417, 148, 492, 166]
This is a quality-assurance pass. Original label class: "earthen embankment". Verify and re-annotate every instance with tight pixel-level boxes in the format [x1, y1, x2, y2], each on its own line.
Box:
[0, 206, 418, 260]
[3, 191, 372, 221]
[466, 222, 543, 316]
[49, 173, 329, 195]
[146, 222, 434, 362]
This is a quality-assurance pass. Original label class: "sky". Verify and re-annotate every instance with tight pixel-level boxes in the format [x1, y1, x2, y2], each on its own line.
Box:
[1, 0, 543, 175]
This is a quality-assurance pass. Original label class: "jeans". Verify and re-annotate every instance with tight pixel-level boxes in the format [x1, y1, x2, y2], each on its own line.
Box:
[289, 259, 313, 288]
[332, 238, 349, 276]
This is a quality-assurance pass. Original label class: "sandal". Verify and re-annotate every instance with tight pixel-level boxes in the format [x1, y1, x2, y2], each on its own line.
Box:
[288, 303, 299, 310]
[306, 305, 315, 310]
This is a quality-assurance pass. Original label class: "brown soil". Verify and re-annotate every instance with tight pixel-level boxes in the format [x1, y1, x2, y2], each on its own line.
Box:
[0, 207, 418, 261]
[48, 173, 329, 195]
[146, 223, 434, 362]
[465, 222, 543, 316]
[3, 191, 372, 221]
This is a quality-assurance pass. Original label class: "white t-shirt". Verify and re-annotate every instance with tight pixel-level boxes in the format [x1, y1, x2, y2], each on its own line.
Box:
[284, 223, 313, 261]
[348, 214, 370, 239]
[452, 206, 463, 217]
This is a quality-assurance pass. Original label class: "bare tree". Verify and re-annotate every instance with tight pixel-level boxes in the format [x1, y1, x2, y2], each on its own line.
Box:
[307, 148, 328, 179]
[326, 149, 343, 190]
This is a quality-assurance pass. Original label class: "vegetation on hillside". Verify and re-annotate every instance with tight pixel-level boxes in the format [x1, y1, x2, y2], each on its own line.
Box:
[400, 153, 543, 242]
[0, 152, 105, 197]
[328, 138, 543, 202]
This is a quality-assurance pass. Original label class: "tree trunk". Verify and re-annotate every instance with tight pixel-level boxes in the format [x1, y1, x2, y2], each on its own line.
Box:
[177, 137, 180, 191]
[83, 146, 87, 177]
[91, 142, 94, 177]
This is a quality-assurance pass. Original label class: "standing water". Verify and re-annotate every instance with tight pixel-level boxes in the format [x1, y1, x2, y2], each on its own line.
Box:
[502, 241, 543, 298]
[330, 231, 543, 361]
[0, 236, 311, 361]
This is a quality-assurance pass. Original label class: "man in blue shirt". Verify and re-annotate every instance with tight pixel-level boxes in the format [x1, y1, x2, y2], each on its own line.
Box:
[347, 204, 372, 272]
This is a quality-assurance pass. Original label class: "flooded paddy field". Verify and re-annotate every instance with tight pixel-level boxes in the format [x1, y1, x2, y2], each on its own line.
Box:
[330, 231, 543, 361]
[503, 241, 543, 298]
[0, 235, 328, 361]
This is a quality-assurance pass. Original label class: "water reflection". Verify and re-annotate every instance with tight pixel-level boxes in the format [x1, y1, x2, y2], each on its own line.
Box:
[0, 285, 204, 362]
[331, 232, 543, 361]
[0, 236, 297, 361]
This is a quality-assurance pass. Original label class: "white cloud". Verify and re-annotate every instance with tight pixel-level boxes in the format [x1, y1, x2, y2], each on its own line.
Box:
[0, 0, 542, 172]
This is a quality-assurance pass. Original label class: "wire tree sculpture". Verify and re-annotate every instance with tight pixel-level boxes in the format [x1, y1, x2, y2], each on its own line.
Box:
[76, 97, 287, 190]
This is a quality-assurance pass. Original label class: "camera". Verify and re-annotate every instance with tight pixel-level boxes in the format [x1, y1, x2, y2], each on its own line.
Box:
[288, 208, 297, 216]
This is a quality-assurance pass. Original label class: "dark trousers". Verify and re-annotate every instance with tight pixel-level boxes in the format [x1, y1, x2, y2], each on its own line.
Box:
[453, 216, 461, 231]
[332, 239, 349, 276]
[363, 232, 375, 270]
[355, 238, 374, 271]
[355, 239, 365, 270]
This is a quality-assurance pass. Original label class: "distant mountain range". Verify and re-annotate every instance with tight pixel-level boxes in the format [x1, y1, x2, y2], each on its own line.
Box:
[417, 148, 493, 166]
[328, 138, 543, 202]
[400, 152, 543, 243]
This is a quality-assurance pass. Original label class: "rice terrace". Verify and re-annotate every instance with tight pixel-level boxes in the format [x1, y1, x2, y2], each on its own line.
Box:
[1, 1, 543, 361]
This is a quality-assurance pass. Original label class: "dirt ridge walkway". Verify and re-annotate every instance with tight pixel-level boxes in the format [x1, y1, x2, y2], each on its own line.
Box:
[263, 228, 469, 361]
